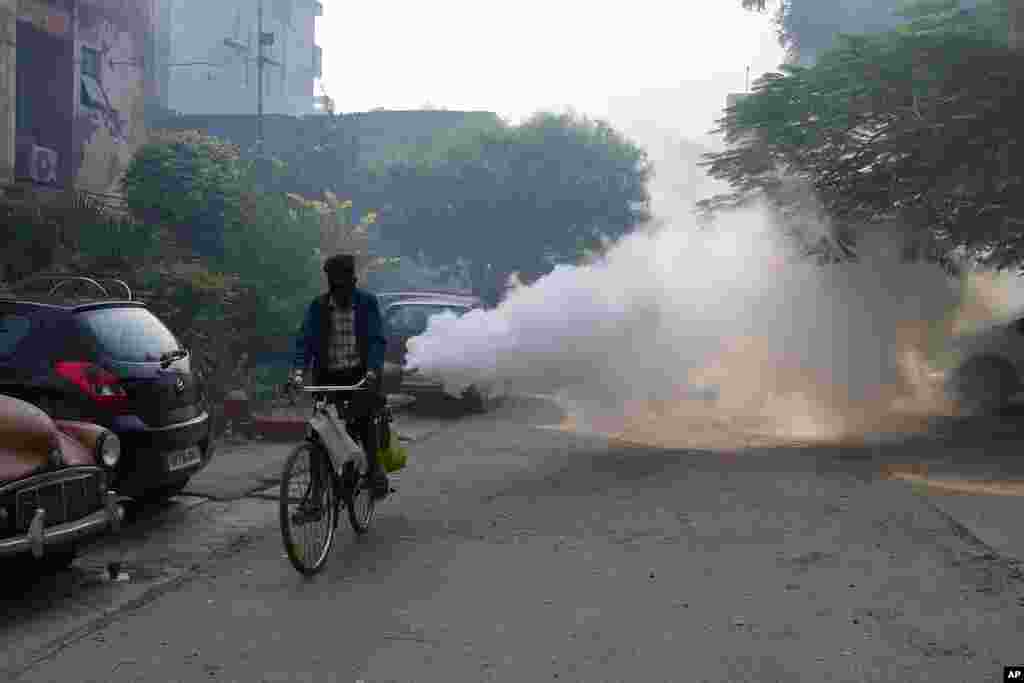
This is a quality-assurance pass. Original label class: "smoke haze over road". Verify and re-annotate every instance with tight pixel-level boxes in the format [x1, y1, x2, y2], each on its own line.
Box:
[404, 193, 978, 447]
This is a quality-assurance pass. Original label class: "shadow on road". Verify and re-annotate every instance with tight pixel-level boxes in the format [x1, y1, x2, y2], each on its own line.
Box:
[396, 395, 473, 420]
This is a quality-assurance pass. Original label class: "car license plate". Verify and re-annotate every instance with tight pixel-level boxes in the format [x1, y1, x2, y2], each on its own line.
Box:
[166, 446, 201, 471]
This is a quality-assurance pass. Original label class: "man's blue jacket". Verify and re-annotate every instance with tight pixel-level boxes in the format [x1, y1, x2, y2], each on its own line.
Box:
[293, 288, 387, 381]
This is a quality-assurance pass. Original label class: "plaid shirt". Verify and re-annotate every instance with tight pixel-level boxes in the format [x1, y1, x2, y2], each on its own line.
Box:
[327, 295, 361, 371]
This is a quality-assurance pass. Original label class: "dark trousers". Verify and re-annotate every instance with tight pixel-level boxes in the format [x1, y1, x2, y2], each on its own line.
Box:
[318, 367, 386, 476]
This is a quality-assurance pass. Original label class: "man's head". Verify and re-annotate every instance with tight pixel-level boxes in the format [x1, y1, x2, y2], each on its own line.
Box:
[324, 253, 357, 299]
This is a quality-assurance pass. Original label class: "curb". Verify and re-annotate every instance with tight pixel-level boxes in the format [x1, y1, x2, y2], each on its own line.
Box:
[882, 473, 1024, 568]
[924, 495, 1024, 571]
[883, 471, 1024, 497]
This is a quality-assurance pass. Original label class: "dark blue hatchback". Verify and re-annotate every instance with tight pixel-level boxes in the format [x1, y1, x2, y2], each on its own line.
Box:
[0, 276, 213, 499]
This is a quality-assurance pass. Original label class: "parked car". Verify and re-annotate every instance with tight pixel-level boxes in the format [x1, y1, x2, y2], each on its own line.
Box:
[0, 393, 128, 566]
[0, 275, 214, 500]
[378, 293, 501, 412]
[941, 312, 1024, 414]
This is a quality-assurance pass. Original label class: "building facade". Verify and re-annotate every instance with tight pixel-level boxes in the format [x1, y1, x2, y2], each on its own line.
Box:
[0, 0, 15, 186]
[1, 0, 154, 196]
[154, 0, 321, 118]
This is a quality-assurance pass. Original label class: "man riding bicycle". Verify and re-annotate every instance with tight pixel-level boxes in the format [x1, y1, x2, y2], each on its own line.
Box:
[291, 253, 390, 499]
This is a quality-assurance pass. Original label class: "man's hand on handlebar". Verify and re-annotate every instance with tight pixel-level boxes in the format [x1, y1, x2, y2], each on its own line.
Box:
[289, 369, 376, 389]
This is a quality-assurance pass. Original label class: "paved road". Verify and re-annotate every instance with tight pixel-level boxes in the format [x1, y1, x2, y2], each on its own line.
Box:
[4, 397, 1024, 682]
[0, 399, 465, 677]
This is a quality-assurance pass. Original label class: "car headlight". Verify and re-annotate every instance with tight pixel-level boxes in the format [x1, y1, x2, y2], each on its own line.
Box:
[96, 432, 121, 468]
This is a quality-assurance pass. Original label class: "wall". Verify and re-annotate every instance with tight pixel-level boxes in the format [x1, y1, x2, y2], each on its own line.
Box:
[0, 0, 13, 185]
[158, 0, 318, 117]
[72, 0, 152, 194]
[14, 0, 74, 188]
[8, 0, 151, 196]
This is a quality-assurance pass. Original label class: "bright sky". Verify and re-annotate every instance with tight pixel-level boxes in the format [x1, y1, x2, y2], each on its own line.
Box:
[316, 1, 786, 142]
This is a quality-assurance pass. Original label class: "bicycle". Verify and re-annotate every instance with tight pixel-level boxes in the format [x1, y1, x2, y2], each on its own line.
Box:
[278, 375, 395, 576]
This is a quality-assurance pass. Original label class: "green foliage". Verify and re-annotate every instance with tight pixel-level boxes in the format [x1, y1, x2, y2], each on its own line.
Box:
[122, 129, 245, 260]
[248, 363, 290, 405]
[370, 115, 507, 169]
[703, 0, 1024, 269]
[222, 190, 322, 343]
[0, 206, 62, 282]
[74, 215, 162, 266]
[0, 192, 166, 282]
[740, 0, 959, 62]
[120, 129, 336, 354]
[364, 111, 651, 299]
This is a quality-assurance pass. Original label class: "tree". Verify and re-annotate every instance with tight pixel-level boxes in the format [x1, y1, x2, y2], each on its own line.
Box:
[703, 0, 1024, 269]
[741, 0, 908, 62]
[364, 112, 652, 303]
[268, 112, 362, 200]
[122, 130, 245, 261]
[742, 0, 1024, 61]
[285, 191, 400, 281]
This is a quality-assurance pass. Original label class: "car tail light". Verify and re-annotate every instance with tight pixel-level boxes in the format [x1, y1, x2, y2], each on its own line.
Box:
[54, 361, 128, 410]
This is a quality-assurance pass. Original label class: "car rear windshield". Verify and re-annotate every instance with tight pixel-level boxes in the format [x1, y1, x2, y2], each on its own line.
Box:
[0, 312, 33, 359]
[75, 306, 182, 362]
[388, 304, 469, 336]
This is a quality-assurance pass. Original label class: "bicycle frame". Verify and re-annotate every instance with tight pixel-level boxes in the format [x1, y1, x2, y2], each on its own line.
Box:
[301, 380, 370, 477]
[280, 376, 390, 574]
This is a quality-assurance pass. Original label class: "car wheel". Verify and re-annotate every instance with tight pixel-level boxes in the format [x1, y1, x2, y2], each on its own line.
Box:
[461, 386, 487, 413]
[462, 386, 502, 413]
[950, 356, 1020, 415]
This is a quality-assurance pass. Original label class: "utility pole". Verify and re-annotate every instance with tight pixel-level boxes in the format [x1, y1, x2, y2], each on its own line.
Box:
[256, 0, 264, 157]
[253, 0, 280, 166]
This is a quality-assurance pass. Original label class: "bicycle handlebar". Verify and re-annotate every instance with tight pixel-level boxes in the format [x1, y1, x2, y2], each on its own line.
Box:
[301, 377, 368, 392]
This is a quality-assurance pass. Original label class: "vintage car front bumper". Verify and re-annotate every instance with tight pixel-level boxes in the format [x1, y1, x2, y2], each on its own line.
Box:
[0, 490, 130, 559]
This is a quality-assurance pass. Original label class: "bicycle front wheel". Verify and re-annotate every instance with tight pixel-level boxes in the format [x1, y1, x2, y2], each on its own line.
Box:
[280, 442, 338, 575]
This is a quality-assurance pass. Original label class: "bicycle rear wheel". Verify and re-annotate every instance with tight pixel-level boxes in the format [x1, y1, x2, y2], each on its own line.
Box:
[280, 442, 338, 575]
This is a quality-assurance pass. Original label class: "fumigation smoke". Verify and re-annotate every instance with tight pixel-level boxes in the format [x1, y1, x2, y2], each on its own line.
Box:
[404, 202, 976, 448]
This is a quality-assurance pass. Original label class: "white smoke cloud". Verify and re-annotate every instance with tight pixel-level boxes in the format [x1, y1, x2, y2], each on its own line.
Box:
[404, 201, 961, 440]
